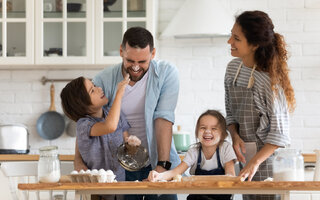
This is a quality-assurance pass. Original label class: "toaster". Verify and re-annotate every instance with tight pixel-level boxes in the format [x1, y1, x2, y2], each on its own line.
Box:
[0, 124, 30, 154]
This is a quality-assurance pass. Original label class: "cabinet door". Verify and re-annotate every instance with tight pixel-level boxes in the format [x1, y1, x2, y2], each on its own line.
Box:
[0, 0, 34, 65]
[95, 0, 155, 65]
[35, 0, 94, 65]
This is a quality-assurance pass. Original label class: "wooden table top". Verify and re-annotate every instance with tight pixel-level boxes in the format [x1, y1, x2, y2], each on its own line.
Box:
[18, 181, 320, 192]
[0, 154, 75, 161]
[0, 154, 316, 162]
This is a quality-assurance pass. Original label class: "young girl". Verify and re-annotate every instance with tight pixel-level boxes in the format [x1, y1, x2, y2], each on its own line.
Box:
[60, 74, 130, 183]
[148, 110, 237, 200]
[225, 10, 295, 200]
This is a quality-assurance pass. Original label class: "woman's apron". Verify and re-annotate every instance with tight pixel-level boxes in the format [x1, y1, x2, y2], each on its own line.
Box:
[230, 62, 276, 200]
[187, 146, 231, 200]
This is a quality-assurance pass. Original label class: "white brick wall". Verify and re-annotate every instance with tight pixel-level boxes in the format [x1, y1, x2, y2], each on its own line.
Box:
[157, 0, 320, 151]
[0, 0, 320, 154]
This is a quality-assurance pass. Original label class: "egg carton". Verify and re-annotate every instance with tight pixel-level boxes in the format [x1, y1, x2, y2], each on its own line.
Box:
[68, 173, 117, 183]
[68, 174, 100, 183]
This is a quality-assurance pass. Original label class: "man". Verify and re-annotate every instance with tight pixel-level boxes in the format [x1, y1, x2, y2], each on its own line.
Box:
[74, 27, 180, 200]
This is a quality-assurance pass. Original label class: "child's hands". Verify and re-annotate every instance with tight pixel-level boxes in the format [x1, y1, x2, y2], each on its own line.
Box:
[148, 170, 162, 182]
[117, 74, 130, 96]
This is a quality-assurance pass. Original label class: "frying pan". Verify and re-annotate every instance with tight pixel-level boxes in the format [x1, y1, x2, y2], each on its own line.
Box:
[36, 83, 65, 140]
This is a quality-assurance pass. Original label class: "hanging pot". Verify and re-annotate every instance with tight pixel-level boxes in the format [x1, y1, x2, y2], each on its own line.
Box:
[66, 117, 77, 137]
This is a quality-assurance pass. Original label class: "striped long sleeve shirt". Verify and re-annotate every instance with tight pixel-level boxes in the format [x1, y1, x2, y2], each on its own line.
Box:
[224, 58, 290, 147]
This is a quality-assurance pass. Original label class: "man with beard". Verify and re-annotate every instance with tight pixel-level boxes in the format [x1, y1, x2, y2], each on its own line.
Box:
[74, 27, 180, 200]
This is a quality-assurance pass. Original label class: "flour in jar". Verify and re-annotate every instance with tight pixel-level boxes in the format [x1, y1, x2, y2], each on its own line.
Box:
[273, 169, 304, 181]
[39, 170, 61, 183]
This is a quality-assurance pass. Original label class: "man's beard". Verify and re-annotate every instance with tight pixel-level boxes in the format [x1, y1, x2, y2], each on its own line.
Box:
[122, 65, 147, 82]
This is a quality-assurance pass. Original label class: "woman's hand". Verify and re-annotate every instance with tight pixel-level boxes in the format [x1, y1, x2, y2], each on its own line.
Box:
[238, 160, 259, 181]
[239, 143, 279, 181]
[232, 133, 246, 163]
[148, 170, 162, 182]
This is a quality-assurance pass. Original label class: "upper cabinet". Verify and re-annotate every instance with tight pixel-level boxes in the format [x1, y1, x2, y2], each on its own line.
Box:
[35, 0, 94, 64]
[0, 0, 34, 64]
[0, 0, 155, 66]
[95, 0, 154, 64]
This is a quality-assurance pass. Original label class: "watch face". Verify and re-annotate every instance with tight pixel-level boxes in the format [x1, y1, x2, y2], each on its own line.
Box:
[158, 161, 171, 170]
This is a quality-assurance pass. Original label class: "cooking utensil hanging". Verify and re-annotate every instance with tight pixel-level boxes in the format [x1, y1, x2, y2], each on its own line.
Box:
[36, 83, 65, 140]
[66, 117, 77, 137]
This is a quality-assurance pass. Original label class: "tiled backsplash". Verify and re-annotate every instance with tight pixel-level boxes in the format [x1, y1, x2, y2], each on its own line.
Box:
[1, 0, 320, 154]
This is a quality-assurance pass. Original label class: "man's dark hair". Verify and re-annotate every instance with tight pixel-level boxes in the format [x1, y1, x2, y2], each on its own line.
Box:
[60, 77, 92, 122]
[121, 26, 154, 52]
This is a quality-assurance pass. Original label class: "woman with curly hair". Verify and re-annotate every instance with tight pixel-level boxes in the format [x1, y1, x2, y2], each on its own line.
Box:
[225, 10, 296, 200]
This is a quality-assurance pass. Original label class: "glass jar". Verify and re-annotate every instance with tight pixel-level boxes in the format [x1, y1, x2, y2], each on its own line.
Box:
[273, 148, 304, 181]
[38, 146, 61, 183]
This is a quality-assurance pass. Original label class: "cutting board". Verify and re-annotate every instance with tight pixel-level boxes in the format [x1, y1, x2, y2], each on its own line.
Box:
[182, 175, 243, 182]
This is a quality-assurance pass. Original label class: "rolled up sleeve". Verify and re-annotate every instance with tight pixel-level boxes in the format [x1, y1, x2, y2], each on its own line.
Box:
[153, 63, 179, 123]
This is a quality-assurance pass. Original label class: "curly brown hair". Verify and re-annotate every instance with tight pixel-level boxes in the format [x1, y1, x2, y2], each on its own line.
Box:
[236, 11, 296, 112]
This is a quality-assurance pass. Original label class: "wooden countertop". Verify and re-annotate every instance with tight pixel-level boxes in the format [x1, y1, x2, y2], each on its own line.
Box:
[0, 154, 316, 163]
[18, 181, 320, 192]
[0, 154, 75, 161]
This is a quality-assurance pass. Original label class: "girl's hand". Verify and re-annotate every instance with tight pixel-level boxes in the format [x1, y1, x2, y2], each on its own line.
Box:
[232, 133, 246, 163]
[238, 160, 259, 181]
[117, 74, 130, 96]
[148, 170, 162, 182]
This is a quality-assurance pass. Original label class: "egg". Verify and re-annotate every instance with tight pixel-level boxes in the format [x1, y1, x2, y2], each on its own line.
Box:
[91, 169, 99, 175]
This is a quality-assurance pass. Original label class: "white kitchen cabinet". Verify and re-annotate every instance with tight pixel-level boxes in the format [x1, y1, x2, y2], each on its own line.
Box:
[0, 0, 155, 66]
[0, 0, 34, 64]
[35, 0, 94, 65]
[95, 0, 156, 64]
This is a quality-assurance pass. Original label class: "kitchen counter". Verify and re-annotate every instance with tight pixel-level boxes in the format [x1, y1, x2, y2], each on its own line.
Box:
[18, 179, 320, 200]
[0, 154, 316, 162]
[0, 154, 74, 161]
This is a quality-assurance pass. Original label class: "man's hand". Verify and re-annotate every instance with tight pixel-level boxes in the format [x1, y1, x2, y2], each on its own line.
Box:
[155, 165, 167, 173]
[148, 170, 162, 182]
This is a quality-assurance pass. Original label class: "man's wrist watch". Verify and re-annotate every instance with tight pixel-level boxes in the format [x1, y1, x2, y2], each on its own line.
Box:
[157, 161, 172, 170]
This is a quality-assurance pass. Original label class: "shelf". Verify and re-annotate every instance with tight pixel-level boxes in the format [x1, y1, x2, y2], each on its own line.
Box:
[4, 11, 26, 18]
[103, 10, 146, 18]
[43, 11, 86, 18]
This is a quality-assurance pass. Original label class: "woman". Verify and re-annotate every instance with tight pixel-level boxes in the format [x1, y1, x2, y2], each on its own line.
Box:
[224, 11, 296, 200]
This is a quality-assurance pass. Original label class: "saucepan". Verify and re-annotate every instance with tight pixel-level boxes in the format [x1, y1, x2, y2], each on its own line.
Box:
[36, 83, 65, 140]
[173, 125, 191, 152]
[65, 116, 77, 137]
